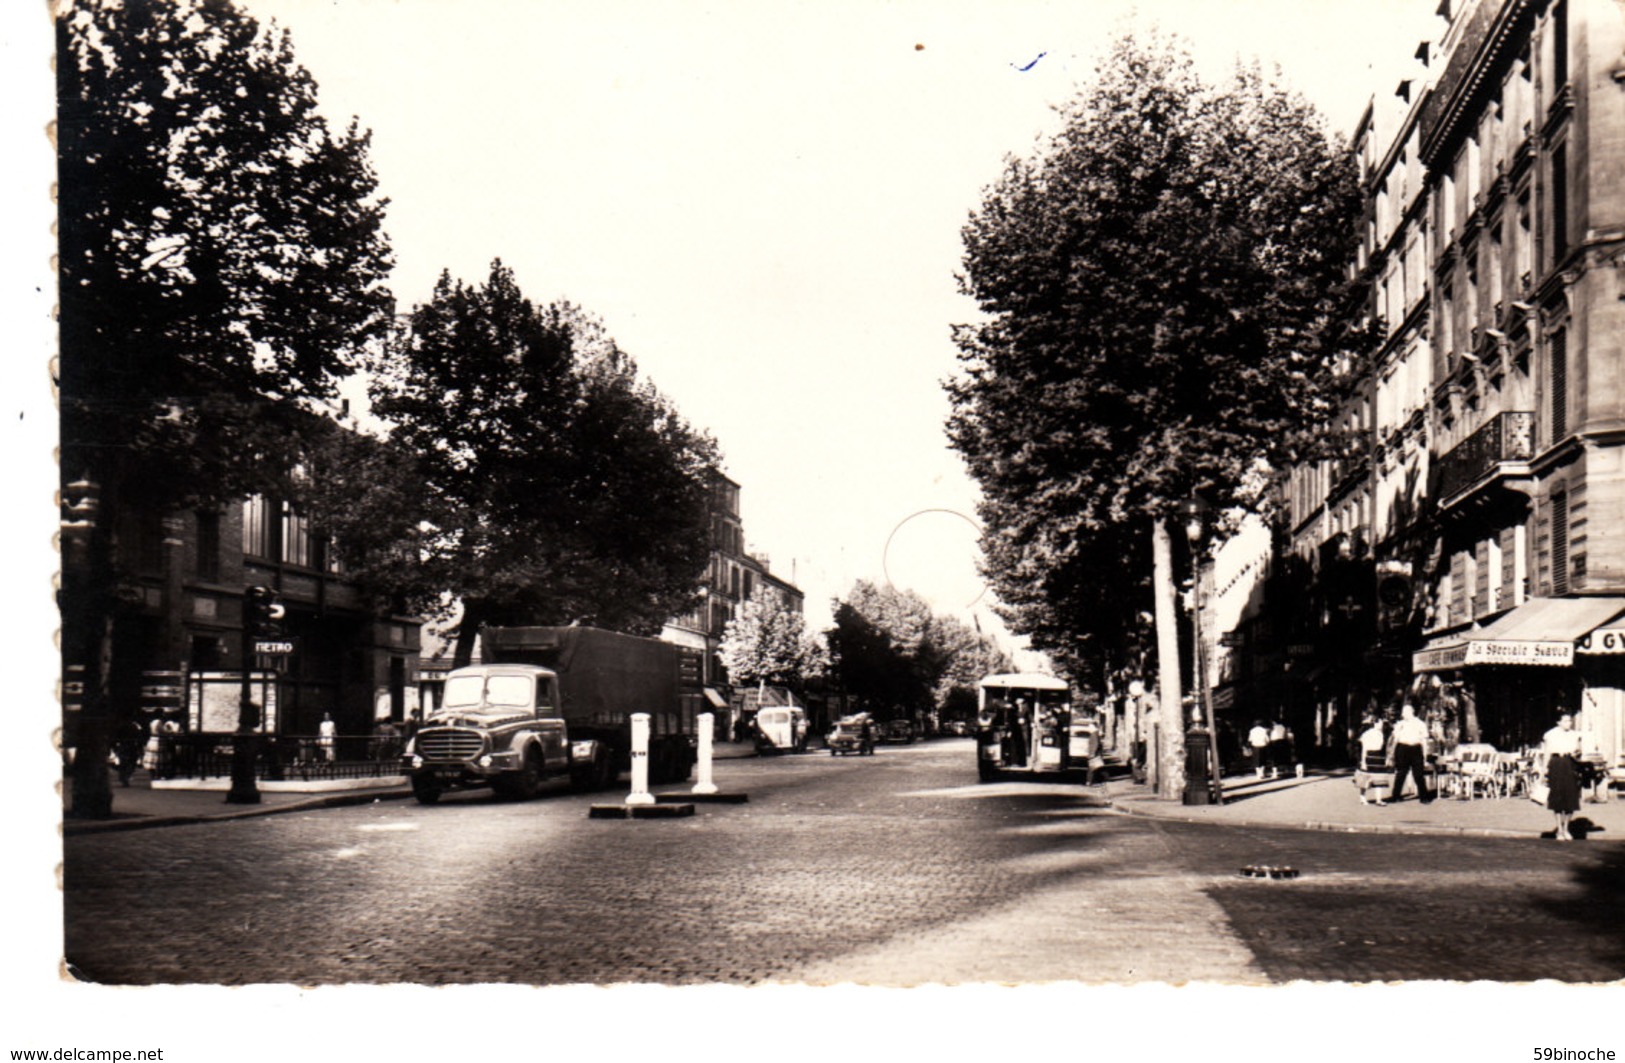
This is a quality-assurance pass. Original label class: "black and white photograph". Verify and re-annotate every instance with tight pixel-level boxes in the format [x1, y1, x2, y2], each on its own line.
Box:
[8, 0, 1625, 1058]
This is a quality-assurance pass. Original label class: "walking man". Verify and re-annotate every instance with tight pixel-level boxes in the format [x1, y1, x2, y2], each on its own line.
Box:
[1390, 703, 1431, 803]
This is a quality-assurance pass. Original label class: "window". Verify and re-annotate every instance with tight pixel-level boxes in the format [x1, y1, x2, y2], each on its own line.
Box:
[281, 502, 311, 567]
[196, 509, 220, 582]
[1552, 0, 1568, 89]
[1550, 491, 1569, 595]
[1439, 282, 1455, 361]
[1516, 192, 1533, 291]
[1488, 224, 1503, 312]
[242, 495, 273, 559]
[1551, 143, 1568, 259]
[1549, 328, 1568, 440]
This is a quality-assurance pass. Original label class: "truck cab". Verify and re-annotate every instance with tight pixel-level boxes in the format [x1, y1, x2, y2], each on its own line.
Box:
[404, 663, 587, 802]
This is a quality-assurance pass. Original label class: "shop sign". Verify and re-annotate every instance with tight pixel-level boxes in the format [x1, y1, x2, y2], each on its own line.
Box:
[1578, 627, 1625, 655]
[1464, 639, 1572, 666]
[1413, 642, 1468, 672]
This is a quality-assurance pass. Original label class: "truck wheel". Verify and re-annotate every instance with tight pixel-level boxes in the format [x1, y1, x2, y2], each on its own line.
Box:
[977, 759, 998, 783]
[411, 774, 443, 805]
[496, 749, 543, 800]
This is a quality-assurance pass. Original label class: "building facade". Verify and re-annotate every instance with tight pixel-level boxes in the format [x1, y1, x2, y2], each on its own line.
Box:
[1266, 0, 1625, 767]
[660, 470, 805, 688]
[66, 493, 420, 751]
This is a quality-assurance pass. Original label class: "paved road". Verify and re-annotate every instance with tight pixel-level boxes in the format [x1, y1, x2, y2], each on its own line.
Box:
[62, 739, 1625, 985]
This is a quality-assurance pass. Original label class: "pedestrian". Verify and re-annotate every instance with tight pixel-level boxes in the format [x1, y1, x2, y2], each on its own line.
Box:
[114, 718, 144, 787]
[1541, 713, 1582, 840]
[1009, 699, 1031, 767]
[1269, 719, 1294, 778]
[141, 720, 172, 779]
[859, 715, 875, 755]
[318, 712, 337, 763]
[1389, 703, 1432, 803]
[1248, 720, 1271, 779]
[1356, 717, 1389, 805]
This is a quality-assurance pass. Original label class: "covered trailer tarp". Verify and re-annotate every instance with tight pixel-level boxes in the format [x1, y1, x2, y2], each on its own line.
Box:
[480, 626, 701, 740]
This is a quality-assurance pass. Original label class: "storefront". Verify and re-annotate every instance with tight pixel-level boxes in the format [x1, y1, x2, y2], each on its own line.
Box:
[1412, 597, 1625, 761]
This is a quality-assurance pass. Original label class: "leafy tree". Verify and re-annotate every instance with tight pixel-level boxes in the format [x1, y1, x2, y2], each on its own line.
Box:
[719, 588, 818, 690]
[56, 0, 393, 815]
[946, 34, 1364, 792]
[931, 613, 1013, 714]
[288, 416, 438, 614]
[372, 261, 719, 664]
[58, 0, 393, 506]
[826, 581, 1004, 719]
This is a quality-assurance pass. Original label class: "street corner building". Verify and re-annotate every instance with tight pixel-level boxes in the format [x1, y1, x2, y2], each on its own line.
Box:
[1200, 0, 1625, 779]
[61, 488, 424, 777]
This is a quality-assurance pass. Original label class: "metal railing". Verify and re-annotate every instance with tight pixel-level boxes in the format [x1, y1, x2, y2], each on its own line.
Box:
[1435, 410, 1535, 502]
[143, 731, 406, 781]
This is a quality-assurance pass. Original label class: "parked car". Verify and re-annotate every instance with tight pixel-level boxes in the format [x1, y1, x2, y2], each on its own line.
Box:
[942, 720, 970, 737]
[881, 719, 915, 744]
[827, 715, 875, 756]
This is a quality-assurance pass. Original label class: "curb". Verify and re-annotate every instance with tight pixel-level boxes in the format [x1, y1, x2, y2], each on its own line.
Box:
[62, 787, 414, 835]
[1104, 799, 1567, 841]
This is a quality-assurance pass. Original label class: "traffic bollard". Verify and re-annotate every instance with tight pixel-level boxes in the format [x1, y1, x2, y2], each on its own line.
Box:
[626, 712, 654, 805]
[693, 711, 718, 795]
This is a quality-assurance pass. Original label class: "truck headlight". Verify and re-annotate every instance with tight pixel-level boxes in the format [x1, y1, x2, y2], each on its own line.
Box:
[478, 754, 494, 768]
[411, 754, 423, 769]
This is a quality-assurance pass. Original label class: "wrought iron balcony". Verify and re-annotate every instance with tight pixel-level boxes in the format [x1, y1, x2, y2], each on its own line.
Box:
[1434, 411, 1534, 502]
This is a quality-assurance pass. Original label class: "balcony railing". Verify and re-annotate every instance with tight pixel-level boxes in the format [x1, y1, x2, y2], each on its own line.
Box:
[1435, 411, 1534, 502]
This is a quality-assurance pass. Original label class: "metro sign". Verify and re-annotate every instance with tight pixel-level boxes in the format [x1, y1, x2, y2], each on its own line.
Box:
[253, 639, 297, 656]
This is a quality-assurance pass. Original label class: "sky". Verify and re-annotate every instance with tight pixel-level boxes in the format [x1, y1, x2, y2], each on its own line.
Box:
[220, 0, 1438, 648]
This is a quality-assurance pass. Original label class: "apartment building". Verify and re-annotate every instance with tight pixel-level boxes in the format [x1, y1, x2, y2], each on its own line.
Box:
[1276, 0, 1625, 765]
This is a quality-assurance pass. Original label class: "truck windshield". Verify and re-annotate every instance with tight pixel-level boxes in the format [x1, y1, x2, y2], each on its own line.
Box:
[442, 674, 533, 709]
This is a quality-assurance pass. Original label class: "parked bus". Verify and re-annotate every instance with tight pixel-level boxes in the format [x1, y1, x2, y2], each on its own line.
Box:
[974, 673, 1099, 782]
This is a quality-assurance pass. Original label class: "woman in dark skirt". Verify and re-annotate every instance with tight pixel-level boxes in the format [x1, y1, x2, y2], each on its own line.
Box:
[1542, 713, 1582, 840]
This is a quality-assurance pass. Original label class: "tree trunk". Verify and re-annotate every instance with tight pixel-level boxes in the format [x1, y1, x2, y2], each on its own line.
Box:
[453, 601, 485, 669]
[1152, 518, 1186, 800]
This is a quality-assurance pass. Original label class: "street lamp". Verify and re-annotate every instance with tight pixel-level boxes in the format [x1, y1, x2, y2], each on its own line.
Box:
[1178, 498, 1224, 806]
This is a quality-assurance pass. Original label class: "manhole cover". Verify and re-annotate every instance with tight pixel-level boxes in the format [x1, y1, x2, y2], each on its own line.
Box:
[1239, 864, 1300, 880]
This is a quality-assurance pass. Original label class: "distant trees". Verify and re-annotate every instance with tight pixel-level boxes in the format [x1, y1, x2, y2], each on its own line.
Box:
[827, 581, 1011, 720]
[946, 34, 1365, 794]
[371, 262, 720, 664]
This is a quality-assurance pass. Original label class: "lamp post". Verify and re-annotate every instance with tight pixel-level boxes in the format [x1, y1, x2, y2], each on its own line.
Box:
[1179, 498, 1224, 806]
[62, 476, 114, 818]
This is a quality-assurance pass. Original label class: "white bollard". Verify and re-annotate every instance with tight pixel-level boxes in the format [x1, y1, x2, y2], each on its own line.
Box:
[693, 711, 718, 795]
[625, 712, 655, 805]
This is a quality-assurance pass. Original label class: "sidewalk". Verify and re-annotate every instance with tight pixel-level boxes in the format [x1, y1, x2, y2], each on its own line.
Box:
[62, 773, 415, 835]
[1103, 768, 1625, 841]
[62, 739, 769, 835]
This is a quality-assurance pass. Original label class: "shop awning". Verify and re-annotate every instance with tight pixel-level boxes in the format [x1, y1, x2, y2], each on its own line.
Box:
[703, 687, 729, 708]
[1412, 597, 1625, 672]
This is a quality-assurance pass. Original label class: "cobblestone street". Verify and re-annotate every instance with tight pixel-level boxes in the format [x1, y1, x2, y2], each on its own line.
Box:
[63, 741, 1625, 985]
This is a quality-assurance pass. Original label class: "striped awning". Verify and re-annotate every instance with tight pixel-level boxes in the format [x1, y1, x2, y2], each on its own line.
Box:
[1412, 597, 1625, 672]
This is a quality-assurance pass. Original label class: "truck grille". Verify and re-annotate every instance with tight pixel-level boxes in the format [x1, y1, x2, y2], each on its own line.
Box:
[417, 729, 484, 761]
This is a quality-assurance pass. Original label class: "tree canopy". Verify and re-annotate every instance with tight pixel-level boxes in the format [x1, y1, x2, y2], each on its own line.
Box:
[719, 587, 822, 690]
[56, 0, 394, 509]
[371, 261, 720, 663]
[946, 33, 1364, 674]
[827, 580, 1009, 718]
